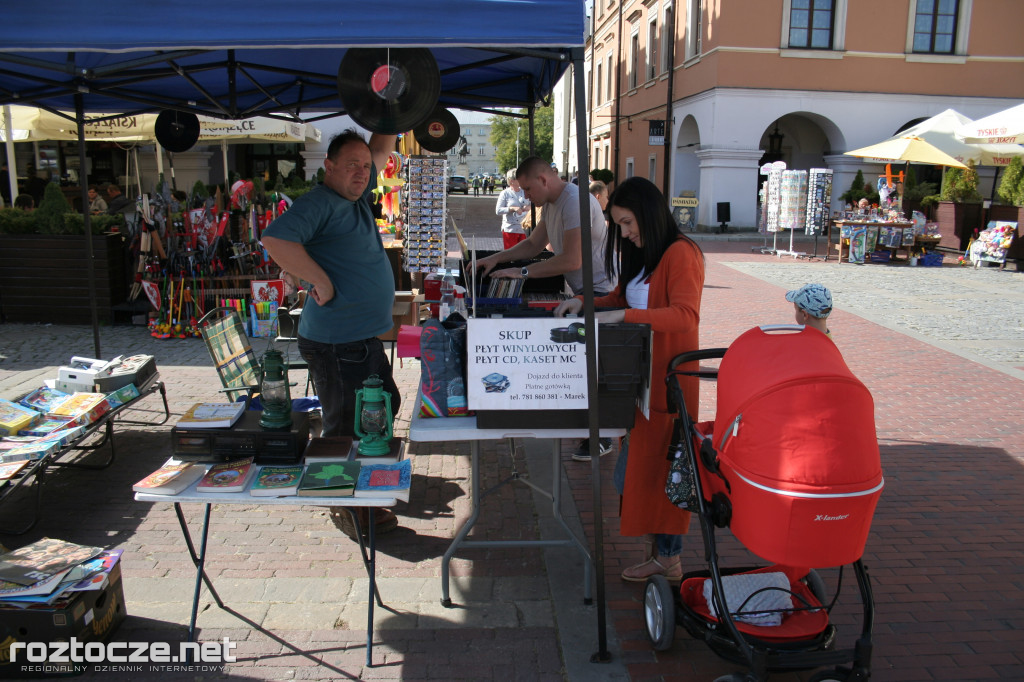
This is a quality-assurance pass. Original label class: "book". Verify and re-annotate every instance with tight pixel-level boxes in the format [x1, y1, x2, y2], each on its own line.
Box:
[0, 436, 40, 451]
[0, 460, 29, 482]
[249, 464, 304, 497]
[17, 416, 78, 438]
[47, 392, 111, 425]
[297, 460, 361, 497]
[177, 402, 246, 429]
[133, 460, 205, 495]
[19, 387, 71, 414]
[0, 538, 104, 586]
[302, 436, 354, 461]
[354, 459, 412, 502]
[104, 383, 140, 409]
[196, 457, 257, 493]
[0, 399, 39, 437]
[1, 439, 61, 463]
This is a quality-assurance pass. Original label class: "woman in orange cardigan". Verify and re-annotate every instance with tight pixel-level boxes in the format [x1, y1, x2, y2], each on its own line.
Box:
[555, 177, 704, 581]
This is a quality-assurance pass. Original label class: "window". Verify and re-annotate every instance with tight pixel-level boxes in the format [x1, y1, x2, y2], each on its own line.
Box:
[649, 155, 657, 181]
[647, 17, 658, 81]
[630, 33, 640, 89]
[626, 158, 635, 179]
[478, 144, 485, 156]
[607, 54, 614, 103]
[685, 0, 702, 60]
[913, 0, 958, 54]
[596, 62, 603, 104]
[662, 3, 674, 73]
[788, 0, 834, 49]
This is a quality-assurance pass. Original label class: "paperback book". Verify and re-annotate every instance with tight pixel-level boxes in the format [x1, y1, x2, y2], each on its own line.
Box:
[178, 402, 246, 429]
[250, 465, 304, 497]
[47, 392, 111, 425]
[297, 461, 361, 497]
[18, 387, 71, 414]
[133, 460, 205, 495]
[354, 459, 412, 502]
[196, 457, 257, 493]
[0, 460, 29, 482]
[17, 416, 78, 438]
[0, 538, 104, 586]
[302, 436, 354, 461]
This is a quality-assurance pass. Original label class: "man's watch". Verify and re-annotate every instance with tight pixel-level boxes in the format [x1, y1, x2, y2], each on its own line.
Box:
[520, 266, 530, 279]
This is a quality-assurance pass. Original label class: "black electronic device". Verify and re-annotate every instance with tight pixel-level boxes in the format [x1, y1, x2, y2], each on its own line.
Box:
[93, 355, 158, 392]
[337, 48, 440, 135]
[171, 411, 309, 464]
[717, 201, 731, 233]
[155, 110, 201, 153]
[414, 106, 460, 153]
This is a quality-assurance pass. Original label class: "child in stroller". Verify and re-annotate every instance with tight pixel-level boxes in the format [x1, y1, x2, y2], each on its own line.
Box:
[644, 324, 883, 682]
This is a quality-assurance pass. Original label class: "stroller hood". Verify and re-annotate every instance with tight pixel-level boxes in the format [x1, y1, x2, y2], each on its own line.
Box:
[710, 326, 883, 567]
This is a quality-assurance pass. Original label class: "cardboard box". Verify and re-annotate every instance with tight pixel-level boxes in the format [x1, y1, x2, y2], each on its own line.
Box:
[0, 560, 126, 678]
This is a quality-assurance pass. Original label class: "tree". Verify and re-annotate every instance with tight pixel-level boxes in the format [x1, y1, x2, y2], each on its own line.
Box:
[489, 105, 554, 174]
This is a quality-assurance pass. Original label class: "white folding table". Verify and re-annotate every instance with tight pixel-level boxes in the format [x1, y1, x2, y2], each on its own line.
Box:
[409, 412, 625, 606]
[135, 477, 396, 667]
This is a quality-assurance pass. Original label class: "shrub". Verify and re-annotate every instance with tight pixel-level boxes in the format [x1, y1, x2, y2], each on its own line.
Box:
[997, 156, 1024, 207]
[35, 182, 75, 234]
[940, 161, 982, 203]
[0, 207, 37, 234]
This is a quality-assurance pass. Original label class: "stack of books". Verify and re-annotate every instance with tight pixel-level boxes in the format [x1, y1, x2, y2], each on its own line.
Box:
[0, 538, 121, 606]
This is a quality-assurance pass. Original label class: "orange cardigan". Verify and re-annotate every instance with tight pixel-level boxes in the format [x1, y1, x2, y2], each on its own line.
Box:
[593, 238, 704, 536]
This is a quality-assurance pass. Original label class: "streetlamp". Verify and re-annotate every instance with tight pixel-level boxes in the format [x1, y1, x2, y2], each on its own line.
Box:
[512, 122, 520, 165]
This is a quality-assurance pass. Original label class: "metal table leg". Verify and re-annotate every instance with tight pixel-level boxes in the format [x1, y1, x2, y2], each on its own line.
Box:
[172, 503, 222, 644]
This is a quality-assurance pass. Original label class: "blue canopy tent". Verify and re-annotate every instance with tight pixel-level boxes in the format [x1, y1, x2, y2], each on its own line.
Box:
[0, 0, 615, 666]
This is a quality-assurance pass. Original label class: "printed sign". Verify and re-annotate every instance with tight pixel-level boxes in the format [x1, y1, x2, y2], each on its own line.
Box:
[649, 120, 665, 146]
[466, 318, 593, 411]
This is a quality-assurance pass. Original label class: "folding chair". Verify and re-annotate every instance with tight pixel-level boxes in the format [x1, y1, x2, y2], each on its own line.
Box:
[198, 307, 262, 403]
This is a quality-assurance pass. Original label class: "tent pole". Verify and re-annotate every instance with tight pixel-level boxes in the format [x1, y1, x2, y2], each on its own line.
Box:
[572, 46, 610, 663]
[222, 140, 229, 186]
[2, 106, 17, 206]
[155, 141, 164, 182]
[76, 94, 101, 358]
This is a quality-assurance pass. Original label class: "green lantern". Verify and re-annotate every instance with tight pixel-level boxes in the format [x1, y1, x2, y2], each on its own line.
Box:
[258, 349, 293, 430]
[353, 374, 393, 456]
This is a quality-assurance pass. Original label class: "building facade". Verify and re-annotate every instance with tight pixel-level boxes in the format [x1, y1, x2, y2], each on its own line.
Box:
[555, 0, 1024, 229]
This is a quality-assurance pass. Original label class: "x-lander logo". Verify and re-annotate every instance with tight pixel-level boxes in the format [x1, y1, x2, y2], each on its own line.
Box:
[5, 637, 237, 674]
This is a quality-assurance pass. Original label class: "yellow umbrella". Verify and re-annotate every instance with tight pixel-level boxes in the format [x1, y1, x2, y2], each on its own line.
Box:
[844, 135, 968, 168]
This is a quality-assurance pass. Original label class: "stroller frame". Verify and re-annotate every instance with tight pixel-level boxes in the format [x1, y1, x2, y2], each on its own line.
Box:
[642, 345, 875, 682]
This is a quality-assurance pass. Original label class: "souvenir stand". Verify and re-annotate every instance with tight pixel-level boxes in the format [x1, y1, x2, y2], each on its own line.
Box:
[1, 0, 621, 665]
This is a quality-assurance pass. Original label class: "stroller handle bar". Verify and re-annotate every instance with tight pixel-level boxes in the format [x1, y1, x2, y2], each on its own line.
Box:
[669, 348, 727, 371]
[758, 323, 807, 333]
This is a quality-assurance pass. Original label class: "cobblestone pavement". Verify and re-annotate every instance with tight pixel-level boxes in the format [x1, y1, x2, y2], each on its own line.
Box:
[0, 205, 1022, 680]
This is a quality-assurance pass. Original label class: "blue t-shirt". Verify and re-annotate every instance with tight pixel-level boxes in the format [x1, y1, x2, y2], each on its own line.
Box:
[263, 177, 395, 344]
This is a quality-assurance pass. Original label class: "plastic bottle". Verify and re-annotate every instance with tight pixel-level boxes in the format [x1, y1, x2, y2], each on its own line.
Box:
[454, 290, 467, 319]
[439, 274, 456, 320]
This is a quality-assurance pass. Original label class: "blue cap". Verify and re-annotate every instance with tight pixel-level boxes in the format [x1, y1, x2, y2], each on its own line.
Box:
[786, 283, 833, 318]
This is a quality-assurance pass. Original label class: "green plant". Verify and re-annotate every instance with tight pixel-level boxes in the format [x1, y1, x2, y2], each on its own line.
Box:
[996, 156, 1024, 206]
[0, 207, 37, 234]
[902, 181, 938, 202]
[920, 194, 941, 208]
[840, 169, 880, 206]
[940, 161, 982, 203]
[35, 182, 75, 234]
[590, 168, 615, 184]
[64, 213, 124, 234]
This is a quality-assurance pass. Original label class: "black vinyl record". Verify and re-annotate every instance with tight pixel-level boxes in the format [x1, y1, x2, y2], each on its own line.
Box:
[337, 48, 440, 135]
[413, 107, 460, 153]
[154, 110, 200, 153]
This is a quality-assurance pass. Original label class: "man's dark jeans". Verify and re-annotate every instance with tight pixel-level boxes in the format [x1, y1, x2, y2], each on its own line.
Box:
[298, 336, 401, 438]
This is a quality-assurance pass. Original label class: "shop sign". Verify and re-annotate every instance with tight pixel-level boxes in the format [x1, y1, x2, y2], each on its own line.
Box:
[649, 120, 665, 146]
[466, 318, 593, 411]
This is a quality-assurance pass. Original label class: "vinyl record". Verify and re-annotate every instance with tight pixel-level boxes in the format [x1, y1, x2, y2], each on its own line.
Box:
[337, 48, 440, 135]
[413, 107, 460, 153]
[154, 110, 200, 153]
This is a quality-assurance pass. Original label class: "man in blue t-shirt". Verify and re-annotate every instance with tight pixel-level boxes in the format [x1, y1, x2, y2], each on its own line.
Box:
[262, 128, 400, 450]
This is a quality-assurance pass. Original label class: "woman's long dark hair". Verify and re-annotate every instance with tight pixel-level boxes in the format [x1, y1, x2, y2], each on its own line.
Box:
[604, 177, 701, 286]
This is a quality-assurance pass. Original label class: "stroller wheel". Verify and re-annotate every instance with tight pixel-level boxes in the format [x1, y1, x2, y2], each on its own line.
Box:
[643, 575, 676, 651]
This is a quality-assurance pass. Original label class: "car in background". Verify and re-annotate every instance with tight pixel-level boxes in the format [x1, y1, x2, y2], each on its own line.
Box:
[448, 175, 469, 194]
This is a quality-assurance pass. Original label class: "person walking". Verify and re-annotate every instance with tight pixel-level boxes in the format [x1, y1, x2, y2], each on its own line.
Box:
[495, 168, 529, 248]
[554, 176, 705, 582]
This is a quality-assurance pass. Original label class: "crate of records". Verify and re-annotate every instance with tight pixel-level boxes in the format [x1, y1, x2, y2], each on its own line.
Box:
[402, 156, 448, 274]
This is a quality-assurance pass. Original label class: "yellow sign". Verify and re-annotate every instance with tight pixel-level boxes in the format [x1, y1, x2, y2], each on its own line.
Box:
[671, 197, 699, 208]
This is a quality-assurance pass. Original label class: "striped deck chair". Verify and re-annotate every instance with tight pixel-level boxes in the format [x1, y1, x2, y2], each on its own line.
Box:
[199, 307, 261, 402]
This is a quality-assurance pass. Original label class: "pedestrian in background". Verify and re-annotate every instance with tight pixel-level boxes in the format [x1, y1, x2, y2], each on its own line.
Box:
[495, 168, 529, 248]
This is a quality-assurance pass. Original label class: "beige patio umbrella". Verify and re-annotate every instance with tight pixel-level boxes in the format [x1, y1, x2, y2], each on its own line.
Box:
[845, 135, 968, 168]
[955, 102, 1024, 145]
[897, 109, 1024, 167]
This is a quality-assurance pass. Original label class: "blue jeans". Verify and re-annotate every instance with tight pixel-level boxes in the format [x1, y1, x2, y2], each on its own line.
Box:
[614, 437, 684, 558]
[298, 335, 400, 438]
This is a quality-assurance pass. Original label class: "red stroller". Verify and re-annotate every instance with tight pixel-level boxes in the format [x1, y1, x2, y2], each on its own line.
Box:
[643, 325, 882, 682]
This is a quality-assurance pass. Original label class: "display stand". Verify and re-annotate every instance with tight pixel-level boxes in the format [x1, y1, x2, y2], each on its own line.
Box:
[408, 407, 625, 607]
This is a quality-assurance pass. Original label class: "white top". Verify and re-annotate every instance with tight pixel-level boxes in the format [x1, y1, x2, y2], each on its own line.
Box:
[495, 186, 528, 234]
[624, 269, 650, 310]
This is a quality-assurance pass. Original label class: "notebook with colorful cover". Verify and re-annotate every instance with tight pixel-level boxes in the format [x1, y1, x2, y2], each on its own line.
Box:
[196, 457, 257, 493]
[297, 461, 361, 497]
[354, 459, 412, 502]
[133, 460, 205, 495]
